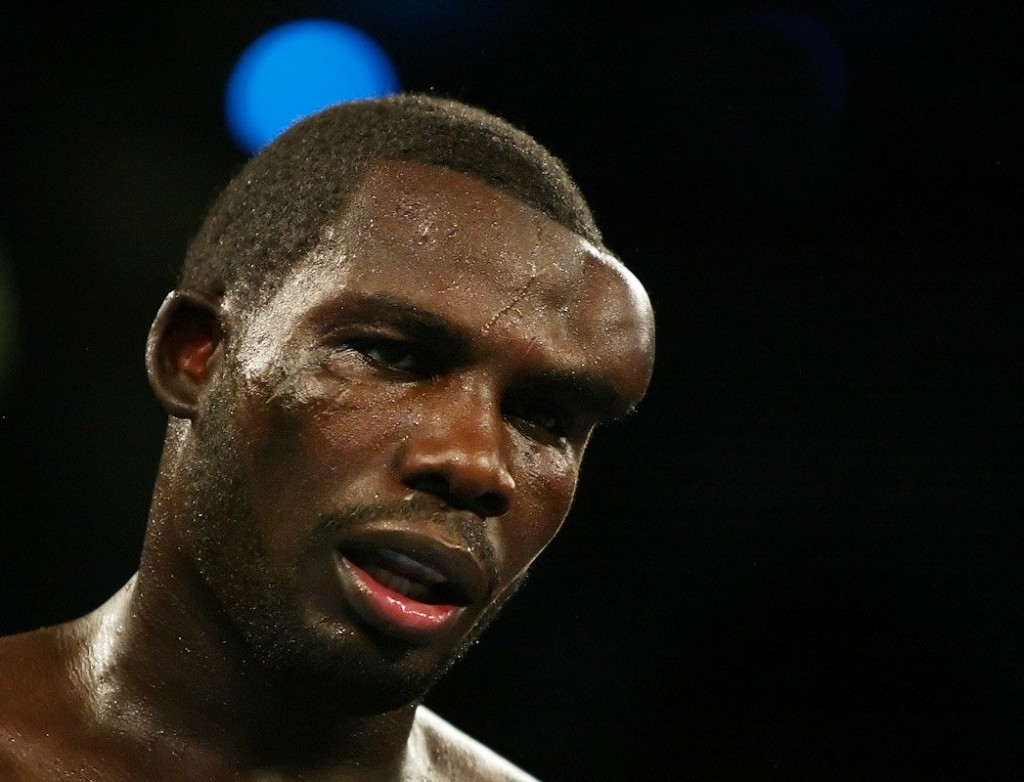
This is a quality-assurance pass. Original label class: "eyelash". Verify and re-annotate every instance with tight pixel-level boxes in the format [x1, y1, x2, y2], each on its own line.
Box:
[505, 399, 579, 443]
[333, 336, 582, 443]
[347, 337, 433, 377]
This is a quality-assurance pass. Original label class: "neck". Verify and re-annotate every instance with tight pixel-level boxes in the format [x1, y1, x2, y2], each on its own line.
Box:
[77, 568, 418, 778]
[74, 441, 419, 777]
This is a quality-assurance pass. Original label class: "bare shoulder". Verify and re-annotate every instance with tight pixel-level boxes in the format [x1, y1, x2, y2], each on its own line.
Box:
[0, 626, 65, 724]
[0, 625, 93, 781]
[412, 706, 542, 782]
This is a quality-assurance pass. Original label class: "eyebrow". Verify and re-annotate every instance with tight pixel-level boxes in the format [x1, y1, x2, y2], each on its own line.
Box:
[315, 291, 473, 355]
[314, 291, 637, 420]
[517, 367, 638, 423]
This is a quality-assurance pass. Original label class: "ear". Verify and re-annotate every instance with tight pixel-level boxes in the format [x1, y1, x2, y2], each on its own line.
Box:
[146, 290, 226, 419]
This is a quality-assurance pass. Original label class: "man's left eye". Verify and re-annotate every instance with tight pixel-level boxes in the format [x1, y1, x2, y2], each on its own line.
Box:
[506, 401, 576, 443]
[353, 339, 421, 373]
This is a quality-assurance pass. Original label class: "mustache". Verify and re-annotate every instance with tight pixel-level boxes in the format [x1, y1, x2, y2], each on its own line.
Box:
[312, 498, 497, 578]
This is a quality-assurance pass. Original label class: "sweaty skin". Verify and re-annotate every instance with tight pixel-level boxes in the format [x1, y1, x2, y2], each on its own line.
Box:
[0, 160, 654, 781]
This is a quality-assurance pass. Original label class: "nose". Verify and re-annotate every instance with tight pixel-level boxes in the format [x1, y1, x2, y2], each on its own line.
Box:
[397, 384, 516, 519]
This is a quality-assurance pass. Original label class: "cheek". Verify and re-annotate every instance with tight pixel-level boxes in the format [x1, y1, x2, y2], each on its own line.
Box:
[256, 373, 408, 462]
[500, 442, 580, 576]
[234, 377, 409, 541]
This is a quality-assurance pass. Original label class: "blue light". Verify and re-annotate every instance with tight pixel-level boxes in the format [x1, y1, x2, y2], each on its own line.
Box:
[226, 19, 400, 154]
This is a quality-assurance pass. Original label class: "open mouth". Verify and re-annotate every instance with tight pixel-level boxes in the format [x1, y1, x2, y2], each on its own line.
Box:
[343, 547, 471, 607]
[334, 537, 486, 644]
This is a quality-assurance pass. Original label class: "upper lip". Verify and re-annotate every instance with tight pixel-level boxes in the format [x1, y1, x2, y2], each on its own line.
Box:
[333, 525, 491, 606]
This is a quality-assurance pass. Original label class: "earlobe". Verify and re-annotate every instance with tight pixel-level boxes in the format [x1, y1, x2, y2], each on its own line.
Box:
[146, 290, 226, 419]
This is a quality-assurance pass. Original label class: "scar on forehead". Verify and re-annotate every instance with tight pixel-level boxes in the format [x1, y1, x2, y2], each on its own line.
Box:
[519, 337, 539, 360]
[479, 217, 547, 335]
[480, 274, 538, 335]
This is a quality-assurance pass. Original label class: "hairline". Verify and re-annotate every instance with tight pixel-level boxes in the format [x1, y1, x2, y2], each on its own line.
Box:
[178, 94, 609, 315]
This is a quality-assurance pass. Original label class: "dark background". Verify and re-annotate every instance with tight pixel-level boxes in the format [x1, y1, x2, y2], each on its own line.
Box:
[0, 3, 1019, 780]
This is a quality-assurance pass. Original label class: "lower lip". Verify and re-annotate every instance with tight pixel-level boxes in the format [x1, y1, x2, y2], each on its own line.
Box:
[336, 555, 461, 643]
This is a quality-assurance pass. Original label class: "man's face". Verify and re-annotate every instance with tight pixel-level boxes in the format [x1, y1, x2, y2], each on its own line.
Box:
[183, 159, 655, 710]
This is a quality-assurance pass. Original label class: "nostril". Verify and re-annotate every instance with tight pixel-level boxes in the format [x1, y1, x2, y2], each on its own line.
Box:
[407, 473, 450, 502]
[473, 492, 508, 519]
[405, 473, 510, 519]
[407, 470, 452, 507]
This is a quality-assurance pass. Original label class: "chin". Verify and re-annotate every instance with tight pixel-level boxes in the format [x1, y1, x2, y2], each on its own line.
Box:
[238, 609, 478, 715]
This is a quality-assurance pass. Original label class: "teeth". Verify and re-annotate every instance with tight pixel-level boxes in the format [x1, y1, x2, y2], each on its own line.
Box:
[364, 563, 433, 602]
[343, 546, 467, 605]
[377, 549, 446, 585]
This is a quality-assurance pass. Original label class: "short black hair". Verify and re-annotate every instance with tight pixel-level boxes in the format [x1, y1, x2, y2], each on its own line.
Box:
[180, 93, 605, 308]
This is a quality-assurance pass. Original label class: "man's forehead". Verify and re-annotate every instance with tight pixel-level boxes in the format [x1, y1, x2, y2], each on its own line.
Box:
[348, 158, 529, 213]
[328, 159, 642, 296]
[231, 158, 654, 399]
[337, 159, 563, 248]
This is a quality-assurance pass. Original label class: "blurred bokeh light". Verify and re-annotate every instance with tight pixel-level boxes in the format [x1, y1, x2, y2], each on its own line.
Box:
[225, 19, 401, 153]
